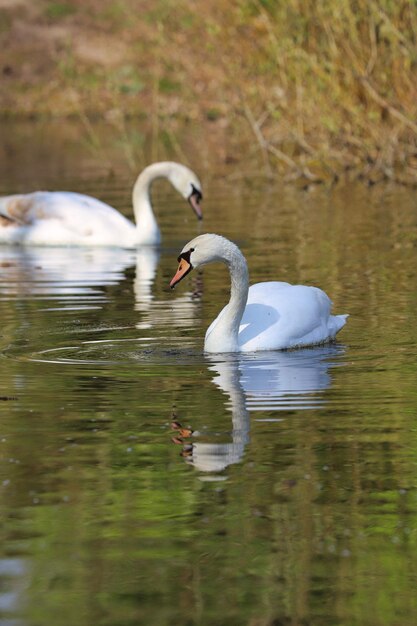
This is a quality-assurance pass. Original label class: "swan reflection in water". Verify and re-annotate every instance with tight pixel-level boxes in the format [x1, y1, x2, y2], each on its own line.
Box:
[0, 557, 29, 616]
[172, 345, 344, 475]
[0, 246, 201, 325]
[134, 247, 202, 330]
[0, 245, 136, 302]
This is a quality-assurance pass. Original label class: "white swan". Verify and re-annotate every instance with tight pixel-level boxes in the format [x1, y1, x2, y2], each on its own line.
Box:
[0, 161, 202, 247]
[170, 233, 348, 352]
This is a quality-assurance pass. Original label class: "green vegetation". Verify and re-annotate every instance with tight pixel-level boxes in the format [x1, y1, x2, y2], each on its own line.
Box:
[44, 2, 76, 19]
[1, 0, 417, 184]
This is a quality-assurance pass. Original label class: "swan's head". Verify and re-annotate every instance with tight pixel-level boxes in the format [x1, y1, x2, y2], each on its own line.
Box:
[167, 163, 203, 220]
[170, 233, 235, 289]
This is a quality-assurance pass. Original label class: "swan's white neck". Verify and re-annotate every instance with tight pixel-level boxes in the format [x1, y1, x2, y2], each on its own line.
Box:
[132, 163, 177, 245]
[204, 241, 249, 353]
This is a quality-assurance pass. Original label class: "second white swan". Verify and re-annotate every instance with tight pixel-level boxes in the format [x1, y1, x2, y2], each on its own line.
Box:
[170, 233, 347, 353]
[0, 161, 202, 247]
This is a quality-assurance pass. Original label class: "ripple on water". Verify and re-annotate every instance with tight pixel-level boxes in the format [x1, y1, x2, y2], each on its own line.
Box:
[18, 337, 200, 366]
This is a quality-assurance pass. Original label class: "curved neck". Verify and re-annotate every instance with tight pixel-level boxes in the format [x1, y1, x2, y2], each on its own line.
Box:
[204, 242, 249, 352]
[132, 163, 175, 245]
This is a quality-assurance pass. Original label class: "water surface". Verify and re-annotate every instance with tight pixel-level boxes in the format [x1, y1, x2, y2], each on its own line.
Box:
[1, 121, 417, 626]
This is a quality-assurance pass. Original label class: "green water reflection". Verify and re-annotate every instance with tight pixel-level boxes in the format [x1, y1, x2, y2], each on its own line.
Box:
[0, 121, 417, 625]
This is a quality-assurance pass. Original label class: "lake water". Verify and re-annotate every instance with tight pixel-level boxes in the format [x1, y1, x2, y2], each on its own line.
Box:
[1, 121, 417, 625]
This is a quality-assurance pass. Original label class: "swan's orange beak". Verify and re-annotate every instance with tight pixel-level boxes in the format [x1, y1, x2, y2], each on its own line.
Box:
[170, 257, 192, 289]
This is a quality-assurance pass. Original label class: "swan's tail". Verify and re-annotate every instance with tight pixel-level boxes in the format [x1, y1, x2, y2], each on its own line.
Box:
[329, 313, 348, 337]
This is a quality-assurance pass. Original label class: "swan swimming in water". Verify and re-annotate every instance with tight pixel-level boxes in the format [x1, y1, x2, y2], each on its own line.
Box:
[170, 233, 348, 353]
[0, 161, 202, 247]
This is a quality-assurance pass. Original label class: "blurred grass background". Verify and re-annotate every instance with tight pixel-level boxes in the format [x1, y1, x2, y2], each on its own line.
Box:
[1, 0, 417, 184]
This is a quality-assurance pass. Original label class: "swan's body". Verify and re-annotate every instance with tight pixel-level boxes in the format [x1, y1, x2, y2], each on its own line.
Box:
[0, 162, 202, 248]
[170, 234, 347, 353]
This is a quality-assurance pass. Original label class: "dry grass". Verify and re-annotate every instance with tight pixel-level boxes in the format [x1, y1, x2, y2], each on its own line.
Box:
[1, 0, 417, 184]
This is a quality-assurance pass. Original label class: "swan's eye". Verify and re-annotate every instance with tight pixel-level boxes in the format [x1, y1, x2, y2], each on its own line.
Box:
[190, 184, 202, 201]
[178, 248, 194, 263]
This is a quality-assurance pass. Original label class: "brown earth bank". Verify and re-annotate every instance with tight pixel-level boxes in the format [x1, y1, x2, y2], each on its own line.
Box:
[1, 0, 417, 186]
